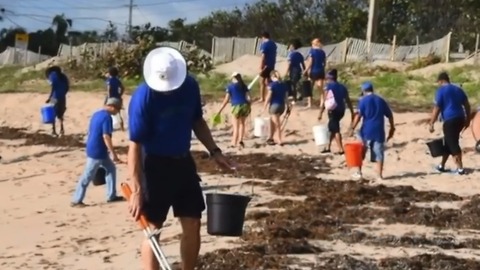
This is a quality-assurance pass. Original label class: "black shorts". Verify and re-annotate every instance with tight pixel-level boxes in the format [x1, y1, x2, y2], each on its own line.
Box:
[141, 154, 205, 224]
[443, 116, 465, 155]
[260, 66, 273, 79]
[310, 71, 325, 81]
[54, 99, 66, 120]
[328, 110, 345, 133]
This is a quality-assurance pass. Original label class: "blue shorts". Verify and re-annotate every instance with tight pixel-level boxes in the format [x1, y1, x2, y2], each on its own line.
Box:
[362, 140, 385, 162]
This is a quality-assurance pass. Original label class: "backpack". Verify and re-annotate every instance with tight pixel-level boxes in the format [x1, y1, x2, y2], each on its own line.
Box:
[324, 88, 337, 111]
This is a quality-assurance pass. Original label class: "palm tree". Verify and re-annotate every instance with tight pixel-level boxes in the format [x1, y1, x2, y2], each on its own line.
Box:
[52, 14, 72, 45]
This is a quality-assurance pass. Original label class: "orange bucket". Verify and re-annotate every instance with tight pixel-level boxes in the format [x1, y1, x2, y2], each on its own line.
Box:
[344, 141, 364, 167]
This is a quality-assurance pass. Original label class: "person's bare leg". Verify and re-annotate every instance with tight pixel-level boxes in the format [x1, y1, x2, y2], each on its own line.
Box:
[141, 224, 162, 270]
[52, 122, 57, 136]
[179, 217, 201, 270]
[231, 117, 239, 146]
[259, 78, 267, 102]
[238, 117, 246, 147]
[59, 119, 65, 136]
[334, 133, 345, 153]
[452, 153, 464, 169]
[267, 117, 275, 141]
[440, 154, 449, 168]
[271, 115, 282, 144]
[376, 161, 384, 179]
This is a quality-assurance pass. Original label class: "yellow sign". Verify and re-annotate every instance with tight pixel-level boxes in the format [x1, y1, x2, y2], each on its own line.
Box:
[15, 33, 29, 42]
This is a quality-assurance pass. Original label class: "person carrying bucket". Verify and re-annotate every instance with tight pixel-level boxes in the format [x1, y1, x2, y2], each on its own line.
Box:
[127, 47, 235, 270]
[71, 97, 124, 207]
[45, 66, 69, 137]
[216, 72, 251, 149]
[348, 81, 395, 181]
[318, 69, 354, 154]
[428, 72, 471, 175]
[262, 70, 290, 146]
[105, 67, 126, 131]
[284, 39, 305, 103]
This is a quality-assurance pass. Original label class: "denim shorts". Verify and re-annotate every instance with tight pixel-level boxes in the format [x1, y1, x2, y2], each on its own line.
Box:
[363, 140, 385, 162]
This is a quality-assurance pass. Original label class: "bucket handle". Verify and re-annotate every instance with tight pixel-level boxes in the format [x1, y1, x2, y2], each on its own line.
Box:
[213, 169, 255, 198]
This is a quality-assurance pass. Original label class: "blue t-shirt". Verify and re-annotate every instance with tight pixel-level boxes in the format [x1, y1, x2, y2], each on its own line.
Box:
[325, 82, 348, 112]
[86, 109, 113, 159]
[226, 83, 249, 106]
[308, 48, 326, 74]
[434, 84, 467, 121]
[128, 75, 203, 156]
[358, 94, 393, 143]
[106, 76, 123, 98]
[260, 39, 277, 69]
[287, 51, 305, 74]
[269, 81, 287, 105]
[48, 72, 68, 100]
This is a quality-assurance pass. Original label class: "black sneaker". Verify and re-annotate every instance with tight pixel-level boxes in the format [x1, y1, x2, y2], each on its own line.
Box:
[435, 165, 447, 173]
[107, 196, 125, 203]
[71, 202, 87, 208]
[455, 168, 466, 175]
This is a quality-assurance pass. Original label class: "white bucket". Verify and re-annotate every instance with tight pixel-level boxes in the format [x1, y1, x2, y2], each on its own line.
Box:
[312, 125, 330, 146]
[253, 117, 270, 139]
[112, 113, 121, 130]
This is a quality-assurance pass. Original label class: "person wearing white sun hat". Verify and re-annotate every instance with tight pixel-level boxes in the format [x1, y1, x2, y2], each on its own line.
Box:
[127, 46, 235, 270]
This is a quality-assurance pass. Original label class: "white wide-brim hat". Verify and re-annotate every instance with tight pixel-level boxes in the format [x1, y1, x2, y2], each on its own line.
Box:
[143, 47, 187, 92]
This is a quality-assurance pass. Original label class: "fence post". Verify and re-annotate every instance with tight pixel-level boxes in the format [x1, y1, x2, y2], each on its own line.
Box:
[230, 37, 236, 62]
[342, 38, 349, 63]
[416, 36, 420, 62]
[38, 46, 42, 63]
[390, 35, 396, 61]
[253, 37, 259, 55]
[474, 33, 479, 65]
[211, 37, 216, 64]
[445, 32, 452, 63]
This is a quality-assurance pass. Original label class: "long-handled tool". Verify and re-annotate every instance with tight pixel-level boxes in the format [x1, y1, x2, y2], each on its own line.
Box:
[121, 183, 172, 270]
[246, 75, 261, 137]
[281, 105, 292, 131]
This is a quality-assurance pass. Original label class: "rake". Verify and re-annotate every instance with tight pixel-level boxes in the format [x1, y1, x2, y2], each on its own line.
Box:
[121, 183, 172, 270]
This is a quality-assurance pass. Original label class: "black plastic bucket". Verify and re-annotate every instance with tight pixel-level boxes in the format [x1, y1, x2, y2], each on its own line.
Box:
[93, 167, 106, 186]
[302, 80, 312, 97]
[206, 193, 251, 237]
[426, 138, 446, 157]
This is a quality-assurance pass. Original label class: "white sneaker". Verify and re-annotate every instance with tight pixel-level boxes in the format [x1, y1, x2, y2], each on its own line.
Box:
[351, 172, 363, 180]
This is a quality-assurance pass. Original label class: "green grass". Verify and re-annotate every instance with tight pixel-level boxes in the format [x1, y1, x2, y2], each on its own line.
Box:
[1, 64, 479, 109]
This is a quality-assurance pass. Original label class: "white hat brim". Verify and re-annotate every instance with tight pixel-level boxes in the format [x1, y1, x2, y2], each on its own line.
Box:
[143, 47, 187, 92]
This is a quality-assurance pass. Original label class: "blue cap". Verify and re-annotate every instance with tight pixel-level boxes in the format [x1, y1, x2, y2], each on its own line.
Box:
[361, 81, 373, 91]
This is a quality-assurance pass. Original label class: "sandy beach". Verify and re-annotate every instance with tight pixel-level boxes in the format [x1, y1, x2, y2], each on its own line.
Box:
[1, 91, 480, 269]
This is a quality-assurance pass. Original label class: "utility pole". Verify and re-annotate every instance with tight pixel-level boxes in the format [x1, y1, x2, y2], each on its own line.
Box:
[128, 0, 134, 40]
[366, 0, 378, 57]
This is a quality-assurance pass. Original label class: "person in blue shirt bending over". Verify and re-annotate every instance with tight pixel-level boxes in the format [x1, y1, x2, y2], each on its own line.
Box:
[105, 67, 126, 131]
[45, 66, 69, 136]
[349, 82, 395, 181]
[428, 72, 471, 175]
[304, 38, 326, 108]
[263, 70, 290, 146]
[217, 72, 251, 149]
[71, 97, 124, 207]
[127, 47, 235, 270]
[318, 69, 354, 154]
[285, 39, 305, 103]
[258, 31, 277, 102]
